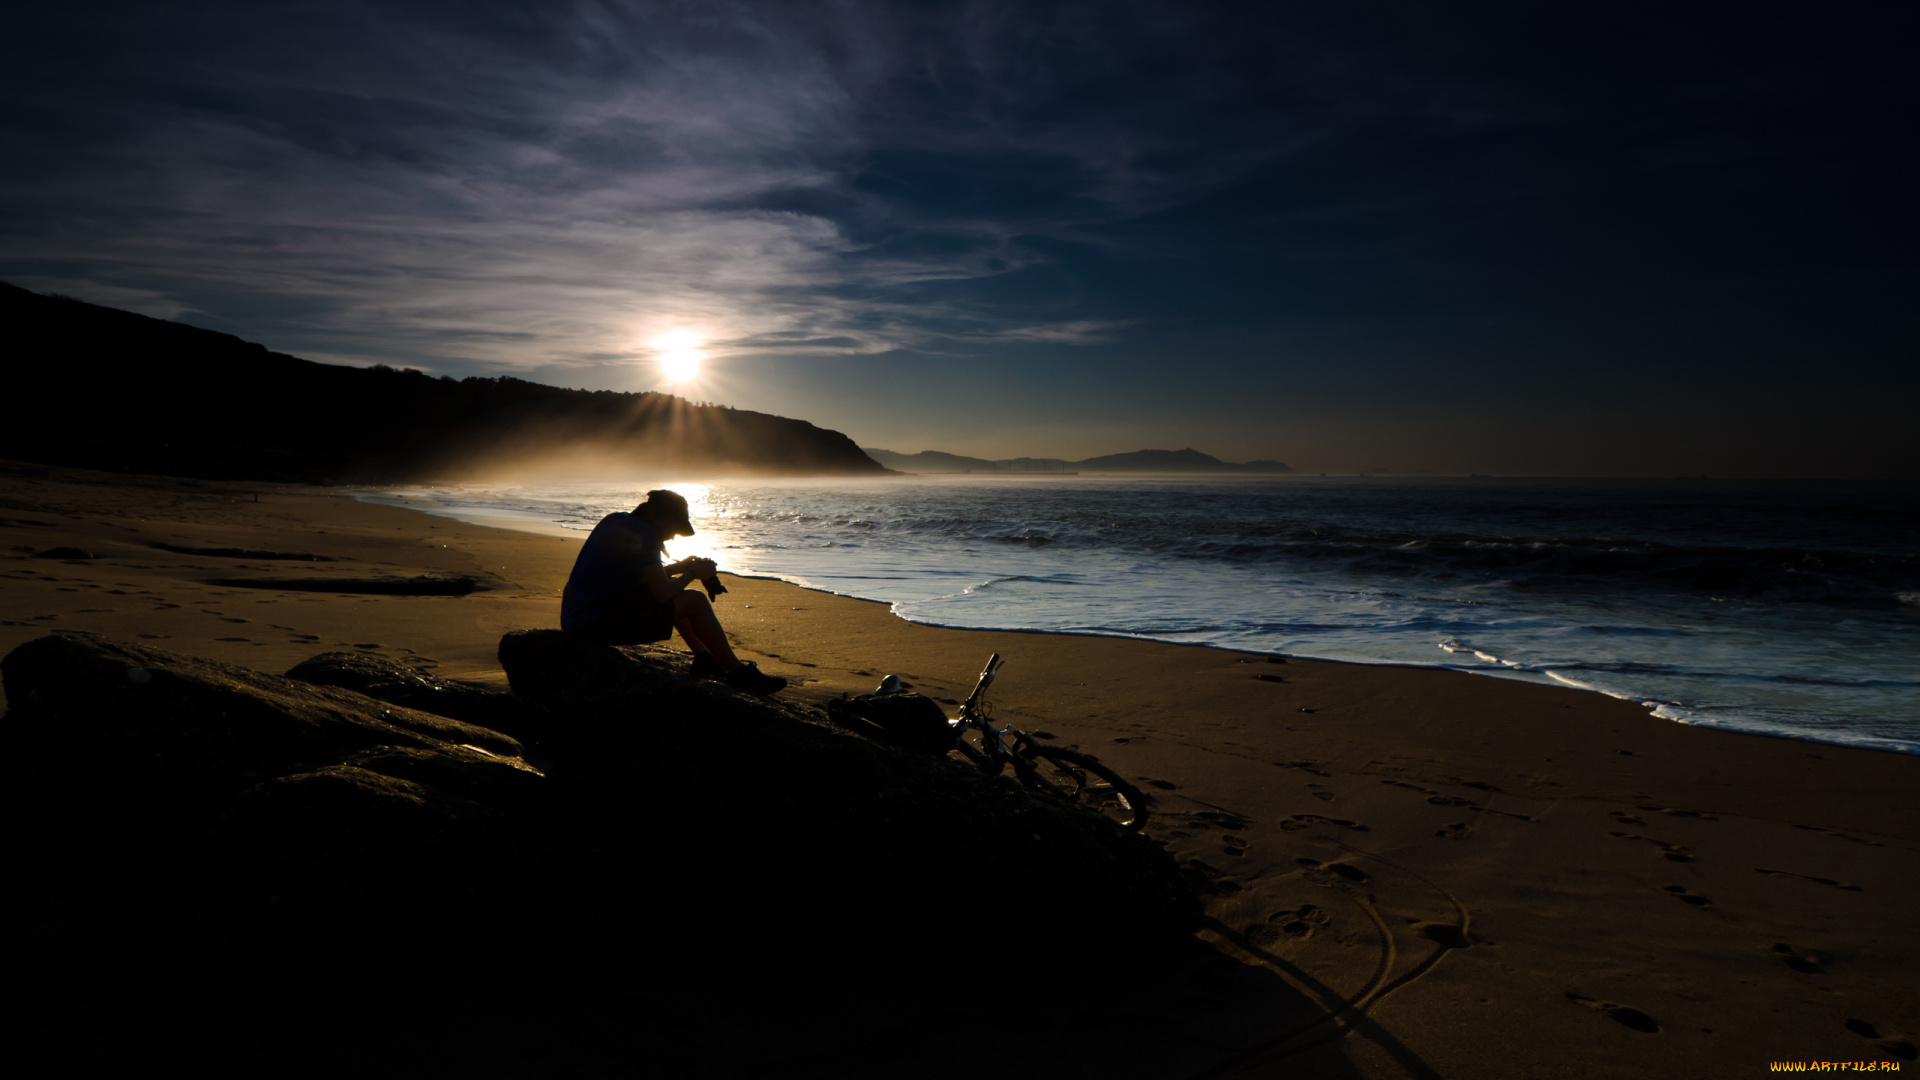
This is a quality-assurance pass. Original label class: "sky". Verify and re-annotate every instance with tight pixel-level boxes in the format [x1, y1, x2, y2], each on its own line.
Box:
[4, 1, 1915, 476]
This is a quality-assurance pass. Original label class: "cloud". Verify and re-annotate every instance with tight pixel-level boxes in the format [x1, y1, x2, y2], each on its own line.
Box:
[0, 1, 1386, 382]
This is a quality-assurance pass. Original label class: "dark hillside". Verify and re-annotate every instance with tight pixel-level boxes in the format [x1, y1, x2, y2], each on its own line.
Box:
[3, 284, 886, 482]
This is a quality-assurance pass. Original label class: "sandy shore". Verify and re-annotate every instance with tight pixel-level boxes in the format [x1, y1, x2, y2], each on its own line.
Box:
[3, 460, 1915, 1077]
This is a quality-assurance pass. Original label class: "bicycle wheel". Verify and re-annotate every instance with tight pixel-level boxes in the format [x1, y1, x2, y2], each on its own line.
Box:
[1017, 747, 1148, 832]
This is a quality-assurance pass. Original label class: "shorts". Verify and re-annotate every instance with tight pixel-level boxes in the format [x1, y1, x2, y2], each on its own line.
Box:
[574, 586, 679, 645]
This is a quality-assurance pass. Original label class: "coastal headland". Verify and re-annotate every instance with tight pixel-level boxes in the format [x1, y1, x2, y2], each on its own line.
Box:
[3, 460, 1915, 1077]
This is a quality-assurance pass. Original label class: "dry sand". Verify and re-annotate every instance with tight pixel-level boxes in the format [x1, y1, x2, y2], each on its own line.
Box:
[3, 460, 1915, 1078]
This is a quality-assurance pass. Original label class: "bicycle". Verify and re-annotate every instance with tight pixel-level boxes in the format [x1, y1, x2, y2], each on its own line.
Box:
[940, 653, 1149, 832]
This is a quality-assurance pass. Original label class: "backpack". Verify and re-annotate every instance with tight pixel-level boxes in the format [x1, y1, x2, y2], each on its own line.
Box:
[826, 691, 954, 754]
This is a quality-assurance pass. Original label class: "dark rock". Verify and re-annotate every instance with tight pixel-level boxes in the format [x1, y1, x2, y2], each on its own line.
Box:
[335, 744, 551, 822]
[286, 651, 539, 745]
[197, 763, 552, 950]
[33, 546, 95, 559]
[498, 629, 1197, 948]
[1, 632, 528, 811]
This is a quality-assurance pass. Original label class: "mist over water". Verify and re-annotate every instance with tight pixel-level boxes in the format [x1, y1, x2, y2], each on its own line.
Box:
[367, 475, 1920, 754]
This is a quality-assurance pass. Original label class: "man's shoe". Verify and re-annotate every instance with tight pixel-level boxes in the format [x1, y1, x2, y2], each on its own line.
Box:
[689, 652, 727, 680]
[725, 661, 787, 694]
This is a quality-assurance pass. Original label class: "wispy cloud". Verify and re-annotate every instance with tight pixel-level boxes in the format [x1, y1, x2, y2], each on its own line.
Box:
[0, 1, 1376, 383]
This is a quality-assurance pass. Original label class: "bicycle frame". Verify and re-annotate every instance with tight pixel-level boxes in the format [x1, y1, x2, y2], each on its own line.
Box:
[937, 651, 1147, 831]
[947, 652, 1039, 775]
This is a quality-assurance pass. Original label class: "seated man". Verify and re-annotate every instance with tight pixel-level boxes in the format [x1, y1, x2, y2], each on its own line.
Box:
[560, 488, 786, 694]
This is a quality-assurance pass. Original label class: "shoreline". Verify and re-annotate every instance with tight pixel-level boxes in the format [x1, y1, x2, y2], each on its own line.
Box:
[5, 460, 1917, 1076]
[352, 485, 1920, 758]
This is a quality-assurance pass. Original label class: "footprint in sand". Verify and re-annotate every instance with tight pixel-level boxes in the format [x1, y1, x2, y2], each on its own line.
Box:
[1410, 921, 1470, 949]
[1608, 832, 1695, 862]
[1637, 804, 1719, 822]
[1845, 1020, 1919, 1062]
[1268, 903, 1331, 938]
[1436, 822, 1470, 840]
[1145, 779, 1179, 790]
[1565, 992, 1661, 1034]
[1610, 810, 1646, 826]
[1662, 885, 1712, 907]
[1771, 942, 1827, 974]
[1755, 868, 1863, 892]
[1382, 779, 1437, 794]
[216, 637, 251, 643]
[1242, 923, 1284, 947]
[1280, 813, 1368, 832]
[1428, 794, 1476, 808]
[1295, 857, 1369, 884]
[1251, 673, 1287, 683]
[1222, 835, 1250, 857]
[1193, 811, 1247, 830]
[1184, 860, 1241, 894]
[1275, 759, 1331, 776]
[1793, 824, 1885, 847]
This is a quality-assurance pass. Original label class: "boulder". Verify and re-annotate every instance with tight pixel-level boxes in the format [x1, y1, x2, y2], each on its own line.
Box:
[497, 629, 1197, 947]
[1, 632, 531, 815]
[1, 633, 551, 992]
[197, 762, 553, 949]
[285, 651, 540, 745]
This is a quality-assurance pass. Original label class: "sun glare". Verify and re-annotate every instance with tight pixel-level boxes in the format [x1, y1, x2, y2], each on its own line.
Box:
[659, 349, 703, 383]
[651, 330, 706, 385]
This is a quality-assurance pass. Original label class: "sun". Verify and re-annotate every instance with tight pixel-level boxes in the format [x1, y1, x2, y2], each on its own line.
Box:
[659, 349, 703, 383]
[651, 330, 706, 385]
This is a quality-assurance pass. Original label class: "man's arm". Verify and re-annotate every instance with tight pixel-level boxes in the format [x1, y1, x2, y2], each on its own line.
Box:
[641, 556, 716, 604]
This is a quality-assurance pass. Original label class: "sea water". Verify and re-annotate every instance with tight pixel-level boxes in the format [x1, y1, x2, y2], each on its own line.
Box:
[360, 476, 1920, 754]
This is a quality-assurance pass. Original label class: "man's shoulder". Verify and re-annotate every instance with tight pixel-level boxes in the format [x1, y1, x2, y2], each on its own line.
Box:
[589, 512, 659, 551]
[594, 511, 650, 534]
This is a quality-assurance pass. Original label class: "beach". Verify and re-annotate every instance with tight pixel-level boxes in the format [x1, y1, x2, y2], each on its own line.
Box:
[4, 460, 1915, 1077]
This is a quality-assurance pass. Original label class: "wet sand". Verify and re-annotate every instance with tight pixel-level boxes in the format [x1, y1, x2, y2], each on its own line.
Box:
[3, 460, 1915, 1077]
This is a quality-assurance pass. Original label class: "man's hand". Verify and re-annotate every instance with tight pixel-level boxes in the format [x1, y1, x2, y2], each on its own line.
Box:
[665, 556, 718, 578]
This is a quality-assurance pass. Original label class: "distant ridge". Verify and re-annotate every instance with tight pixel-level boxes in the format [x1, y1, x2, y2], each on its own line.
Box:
[1070, 448, 1294, 473]
[4, 283, 887, 483]
[861, 449, 1003, 473]
[862, 446, 1292, 474]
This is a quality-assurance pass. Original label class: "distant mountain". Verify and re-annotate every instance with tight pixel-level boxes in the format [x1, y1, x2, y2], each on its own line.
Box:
[861, 445, 1293, 474]
[860, 448, 1003, 473]
[1071, 448, 1293, 473]
[4, 283, 886, 483]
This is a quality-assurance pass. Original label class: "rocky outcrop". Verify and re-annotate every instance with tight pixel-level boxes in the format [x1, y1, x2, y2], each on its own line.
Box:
[284, 650, 537, 743]
[1, 631, 552, 978]
[2, 631, 526, 802]
[497, 629, 1197, 943]
[5, 628, 1198, 1072]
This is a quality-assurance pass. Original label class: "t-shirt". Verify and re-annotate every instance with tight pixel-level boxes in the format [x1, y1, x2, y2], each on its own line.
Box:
[561, 512, 663, 632]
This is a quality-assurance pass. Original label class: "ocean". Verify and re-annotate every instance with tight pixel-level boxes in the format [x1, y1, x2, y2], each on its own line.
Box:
[359, 475, 1920, 755]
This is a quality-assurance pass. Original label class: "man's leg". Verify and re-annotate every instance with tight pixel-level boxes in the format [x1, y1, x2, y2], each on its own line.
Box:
[671, 590, 741, 669]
